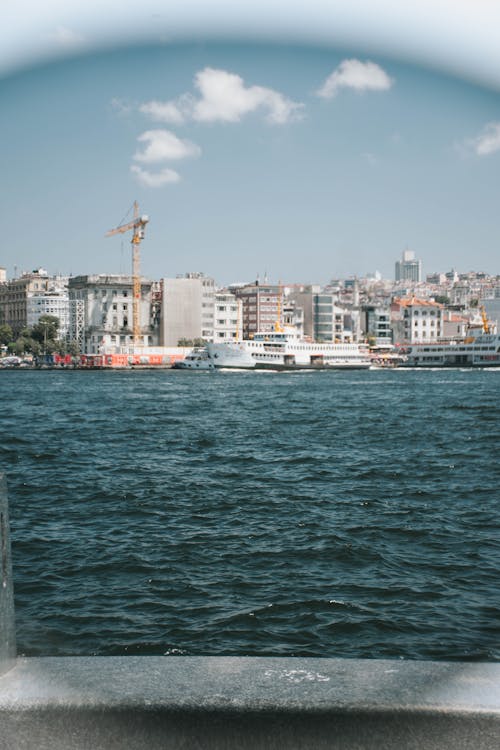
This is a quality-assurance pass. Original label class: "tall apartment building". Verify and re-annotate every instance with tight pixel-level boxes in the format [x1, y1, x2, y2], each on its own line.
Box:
[395, 250, 422, 283]
[391, 297, 443, 344]
[68, 274, 157, 354]
[213, 291, 242, 341]
[233, 282, 281, 339]
[361, 305, 393, 347]
[161, 273, 215, 347]
[287, 286, 351, 342]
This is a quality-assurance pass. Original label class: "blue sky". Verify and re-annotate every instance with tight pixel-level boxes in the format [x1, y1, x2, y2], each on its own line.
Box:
[1, 41, 500, 285]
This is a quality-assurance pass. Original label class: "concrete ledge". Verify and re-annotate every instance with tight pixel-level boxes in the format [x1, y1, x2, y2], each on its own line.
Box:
[1, 656, 499, 749]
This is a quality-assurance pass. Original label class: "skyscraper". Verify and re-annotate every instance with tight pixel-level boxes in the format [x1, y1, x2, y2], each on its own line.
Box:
[395, 250, 422, 282]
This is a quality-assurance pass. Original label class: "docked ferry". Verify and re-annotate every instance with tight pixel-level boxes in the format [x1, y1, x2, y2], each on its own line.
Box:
[399, 333, 500, 368]
[206, 329, 371, 370]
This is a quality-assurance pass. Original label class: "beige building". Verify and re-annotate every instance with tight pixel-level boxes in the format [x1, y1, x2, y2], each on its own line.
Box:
[161, 273, 215, 347]
[0, 268, 50, 334]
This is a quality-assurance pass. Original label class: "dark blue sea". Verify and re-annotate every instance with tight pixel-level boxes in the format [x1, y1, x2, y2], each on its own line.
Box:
[1, 368, 499, 660]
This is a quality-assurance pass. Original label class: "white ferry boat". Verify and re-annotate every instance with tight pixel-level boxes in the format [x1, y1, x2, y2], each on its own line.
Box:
[399, 332, 500, 367]
[206, 329, 371, 370]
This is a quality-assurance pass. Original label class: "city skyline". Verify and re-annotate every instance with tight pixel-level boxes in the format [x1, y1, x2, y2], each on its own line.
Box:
[2, 42, 500, 285]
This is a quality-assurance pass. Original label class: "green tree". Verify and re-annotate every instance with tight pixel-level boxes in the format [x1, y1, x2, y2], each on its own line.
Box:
[31, 315, 60, 353]
[13, 337, 28, 355]
[26, 340, 42, 356]
[0, 324, 13, 346]
[433, 295, 450, 305]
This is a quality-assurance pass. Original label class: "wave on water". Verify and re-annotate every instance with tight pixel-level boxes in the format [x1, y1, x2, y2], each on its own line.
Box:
[1, 368, 498, 661]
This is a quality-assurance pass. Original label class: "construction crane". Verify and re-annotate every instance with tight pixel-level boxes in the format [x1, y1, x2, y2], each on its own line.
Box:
[105, 202, 149, 348]
[274, 280, 284, 333]
[480, 305, 491, 335]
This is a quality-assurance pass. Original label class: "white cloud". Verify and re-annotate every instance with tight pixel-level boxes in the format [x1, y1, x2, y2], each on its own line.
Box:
[139, 98, 189, 125]
[317, 59, 393, 99]
[131, 165, 180, 188]
[139, 67, 304, 125]
[470, 122, 500, 155]
[133, 129, 201, 163]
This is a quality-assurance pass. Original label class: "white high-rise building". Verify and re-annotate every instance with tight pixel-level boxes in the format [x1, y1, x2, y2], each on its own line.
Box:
[27, 290, 70, 339]
[161, 273, 215, 346]
[213, 291, 242, 341]
[395, 250, 422, 283]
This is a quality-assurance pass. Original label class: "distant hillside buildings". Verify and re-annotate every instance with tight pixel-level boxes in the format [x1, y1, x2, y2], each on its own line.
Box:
[1, 252, 498, 355]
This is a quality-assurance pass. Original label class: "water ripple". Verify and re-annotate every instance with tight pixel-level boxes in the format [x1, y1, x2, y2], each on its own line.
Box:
[1, 368, 498, 660]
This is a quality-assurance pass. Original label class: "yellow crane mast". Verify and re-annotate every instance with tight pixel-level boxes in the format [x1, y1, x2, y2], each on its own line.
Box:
[480, 305, 491, 335]
[274, 280, 284, 333]
[105, 202, 149, 348]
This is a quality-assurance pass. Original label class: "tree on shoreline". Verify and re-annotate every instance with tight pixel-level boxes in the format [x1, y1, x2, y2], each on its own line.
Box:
[1, 315, 71, 357]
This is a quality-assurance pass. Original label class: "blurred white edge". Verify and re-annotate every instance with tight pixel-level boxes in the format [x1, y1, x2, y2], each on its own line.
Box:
[1, 1, 500, 91]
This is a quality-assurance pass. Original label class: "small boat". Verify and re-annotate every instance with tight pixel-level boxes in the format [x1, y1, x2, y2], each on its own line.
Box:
[173, 347, 215, 370]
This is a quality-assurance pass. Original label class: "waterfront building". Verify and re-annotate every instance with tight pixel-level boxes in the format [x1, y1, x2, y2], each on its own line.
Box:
[483, 296, 500, 333]
[161, 272, 215, 346]
[287, 286, 353, 342]
[282, 298, 304, 339]
[391, 297, 443, 344]
[0, 267, 6, 284]
[441, 311, 470, 339]
[232, 282, 281, 340]
[26, 279, 70, 340]
[213, 290, 242, 341]
[68, 274, 157, 354]
[395, 250, 422, 283]
[0, 268, 51, 335]
[361, 305, 393, 347]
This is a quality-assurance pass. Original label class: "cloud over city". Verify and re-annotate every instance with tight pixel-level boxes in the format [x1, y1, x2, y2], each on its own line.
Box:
[316, 59, 393, 99]
[469, 121, 500, 155]
[133, 129, 201, 163]
[131, 129, 200, 188]
[130, 165, 180, 187]
[139, 67, 304, 125]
